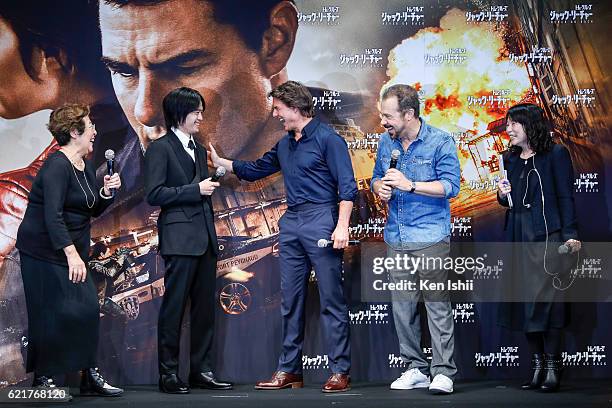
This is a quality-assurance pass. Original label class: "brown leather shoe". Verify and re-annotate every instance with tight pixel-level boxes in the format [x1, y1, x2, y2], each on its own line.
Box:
[322, 373, 351, 393]
[254, 371, 303, 390]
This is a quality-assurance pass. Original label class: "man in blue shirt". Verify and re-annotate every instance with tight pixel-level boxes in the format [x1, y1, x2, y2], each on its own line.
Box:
[210, 81, 357, 393]
[371, 84, 460, 394]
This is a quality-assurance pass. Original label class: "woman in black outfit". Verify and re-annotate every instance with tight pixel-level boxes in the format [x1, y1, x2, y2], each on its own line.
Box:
[497, 103, 581, 392]
[16, 104, 123, 396]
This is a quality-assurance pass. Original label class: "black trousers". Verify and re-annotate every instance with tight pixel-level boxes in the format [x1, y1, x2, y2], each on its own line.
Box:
[158, 244, 217, 376]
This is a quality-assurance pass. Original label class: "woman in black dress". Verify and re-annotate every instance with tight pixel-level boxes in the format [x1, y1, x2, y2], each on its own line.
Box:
[497, 103, 581, 392]
[16, 104, 123, 396]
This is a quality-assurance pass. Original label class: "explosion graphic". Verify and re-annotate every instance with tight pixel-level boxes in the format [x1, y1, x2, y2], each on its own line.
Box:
[384, 9, 531, 175]
[384, 7, 533, 212]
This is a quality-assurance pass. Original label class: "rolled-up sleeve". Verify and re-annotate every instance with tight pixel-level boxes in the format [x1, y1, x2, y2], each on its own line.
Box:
[233, 142, 281, 182]
[326, 134, 357, 202]
[436, 137, 461, 199]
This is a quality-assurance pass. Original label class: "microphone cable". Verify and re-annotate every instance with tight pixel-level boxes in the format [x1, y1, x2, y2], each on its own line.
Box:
[522, 154, 579, 291]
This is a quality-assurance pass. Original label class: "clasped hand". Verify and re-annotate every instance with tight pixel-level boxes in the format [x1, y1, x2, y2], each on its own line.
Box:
[199, 177, 220, 195]
[378, 169, 410, 201]
[103, 173, 121, 196]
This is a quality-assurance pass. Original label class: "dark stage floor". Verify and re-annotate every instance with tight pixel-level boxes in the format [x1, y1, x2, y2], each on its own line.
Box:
[10, 380, 612, 407]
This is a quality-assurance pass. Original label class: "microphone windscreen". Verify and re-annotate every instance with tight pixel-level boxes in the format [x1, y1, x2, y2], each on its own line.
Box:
[105, 149, 115, 161]
[210, 166, 226, 182]
[215, 166, 227, 178]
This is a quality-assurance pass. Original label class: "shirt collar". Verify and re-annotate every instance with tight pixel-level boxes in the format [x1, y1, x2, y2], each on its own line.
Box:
[302, 116, 319, 139]
[388, 118, 427, 148]
[289, 116, 319, 141]
[415, 117, 428, 142]
[172, 127, 194, 148]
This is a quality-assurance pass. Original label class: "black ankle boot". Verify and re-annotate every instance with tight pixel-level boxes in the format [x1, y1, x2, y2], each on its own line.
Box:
[521, 353, 544, 390]
[80, 368, 124, 397]
[32, 375, 56, 388]
[540, 354, 562, 392]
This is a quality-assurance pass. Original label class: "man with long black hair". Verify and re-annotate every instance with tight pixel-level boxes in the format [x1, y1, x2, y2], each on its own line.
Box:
[144, 87, 231, 394]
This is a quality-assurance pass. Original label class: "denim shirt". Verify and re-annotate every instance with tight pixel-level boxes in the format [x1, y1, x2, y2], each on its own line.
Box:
[371, 119, 460, 249]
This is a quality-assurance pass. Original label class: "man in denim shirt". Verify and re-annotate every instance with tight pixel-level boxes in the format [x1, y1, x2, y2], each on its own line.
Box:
[371, 84, 460, 394]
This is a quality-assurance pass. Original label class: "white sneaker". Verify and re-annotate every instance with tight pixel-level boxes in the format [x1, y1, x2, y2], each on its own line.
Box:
[429, 374, 453, 394]
[390, 368, 431, 390]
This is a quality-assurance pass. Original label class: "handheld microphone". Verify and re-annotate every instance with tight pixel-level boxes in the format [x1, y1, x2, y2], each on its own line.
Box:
[104, 149, 115, 197]
[389, 149, 400, 169]
[317, 238, 360, 248]
[497, 153, 513, 209]
[210, 166, 226, 182]
[558, 243, 570, 255]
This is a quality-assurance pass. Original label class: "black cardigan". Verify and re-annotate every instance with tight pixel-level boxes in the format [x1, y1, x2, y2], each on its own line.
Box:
[16, 151, 113, 265]
[498, 143, 578, 242]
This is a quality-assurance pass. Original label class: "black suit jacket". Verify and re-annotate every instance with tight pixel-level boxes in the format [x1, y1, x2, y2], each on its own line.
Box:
[144, 130, 218, 256]
[498, 143, 578, 241]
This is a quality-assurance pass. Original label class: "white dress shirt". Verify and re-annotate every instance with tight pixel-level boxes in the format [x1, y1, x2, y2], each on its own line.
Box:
[172, 127, 196, 162]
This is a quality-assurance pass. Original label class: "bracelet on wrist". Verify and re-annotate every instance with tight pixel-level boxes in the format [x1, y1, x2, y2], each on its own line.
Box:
[99, 187, 113, 199]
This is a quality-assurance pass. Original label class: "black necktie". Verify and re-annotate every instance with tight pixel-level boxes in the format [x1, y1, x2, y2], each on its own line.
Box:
[187, 139, 195, 150]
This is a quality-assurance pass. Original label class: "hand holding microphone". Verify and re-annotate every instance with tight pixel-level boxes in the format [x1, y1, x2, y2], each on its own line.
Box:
[317, 238, 360, 248]
[210, 166, 226, 182]
[377, 149, 400, 201]
[103, 150, 121, 197]
[558, 239, 581, 254]
[103, 173, 121, 196]
[497, 178, 512, 200]
[199, 166, 225, 196]
[497, 153, 513, 208]
[382, 150, 413, 192]
[377, 182, 392, 202]
[103, 150, 119, 197]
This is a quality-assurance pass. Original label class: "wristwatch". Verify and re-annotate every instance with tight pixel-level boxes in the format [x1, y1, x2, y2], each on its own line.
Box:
[409, 180, 416, 193]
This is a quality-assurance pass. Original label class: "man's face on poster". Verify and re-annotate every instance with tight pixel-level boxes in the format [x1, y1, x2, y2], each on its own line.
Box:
[99, 0, 276, 157]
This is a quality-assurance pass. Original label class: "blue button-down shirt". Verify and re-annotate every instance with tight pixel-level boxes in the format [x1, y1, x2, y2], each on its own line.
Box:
[371, 118, 460, 248]
[233, 117, 357, 207]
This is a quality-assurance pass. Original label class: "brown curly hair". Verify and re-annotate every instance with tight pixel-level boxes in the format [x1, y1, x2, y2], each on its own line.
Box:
[47, 104, 90, 146]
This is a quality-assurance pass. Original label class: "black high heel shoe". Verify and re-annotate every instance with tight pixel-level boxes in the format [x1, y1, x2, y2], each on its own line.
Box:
[80, 368, 123, 397]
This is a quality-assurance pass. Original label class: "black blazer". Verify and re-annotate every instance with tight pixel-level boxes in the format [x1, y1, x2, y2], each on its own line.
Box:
[144, 130, 218, 256]
[498, 143, 578, 241]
